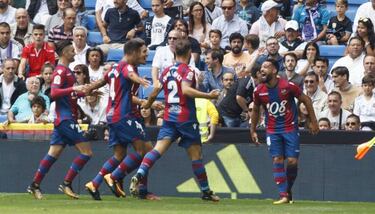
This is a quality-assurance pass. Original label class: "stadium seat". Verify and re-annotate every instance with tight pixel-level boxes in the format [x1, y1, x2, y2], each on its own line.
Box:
[138, 66, 152, 80]
[107, 49, 123, 62]
[141, 86, 164, 100]
[325, 0, 368, 4]
[139, 0, 152, 10]
[319, 45, 346, 57]
[85, 0, 96, 10]
[146, 50, 155, 64]
[86, 15, 96, 31]
[87, 32, 103, 46]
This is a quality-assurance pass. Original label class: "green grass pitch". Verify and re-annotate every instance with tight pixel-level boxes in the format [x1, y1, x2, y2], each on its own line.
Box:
[1, 194, 375, 214]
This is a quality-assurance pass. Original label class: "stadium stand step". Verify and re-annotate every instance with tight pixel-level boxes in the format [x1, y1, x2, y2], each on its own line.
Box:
[319, 45, 346, 57]
[138, 66, 152, 79]
[329, 9, 357, 21]
[107, 49, 123, 62]
[139, 0, 152, 10]
[85, 0, 96, 10]
[325, 0, 368, 5]
[87, 32, 103, 46]
[141, 86, 164, 100]
[87, 15, 97, 31]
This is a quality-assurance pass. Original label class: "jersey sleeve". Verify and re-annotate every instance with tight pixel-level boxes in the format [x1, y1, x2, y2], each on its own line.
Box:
[181, 66, 195, 84]
[50, 68, 74, 99]
[289, 82, 302, 98]
[122, 64, 135, 79]
[253, 87, 261, 106]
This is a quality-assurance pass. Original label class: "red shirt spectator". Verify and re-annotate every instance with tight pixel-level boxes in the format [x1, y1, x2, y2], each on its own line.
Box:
[21, 42, 55, 77]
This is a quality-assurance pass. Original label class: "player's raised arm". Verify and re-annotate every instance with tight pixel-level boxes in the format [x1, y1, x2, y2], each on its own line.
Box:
[298, 93, 319, 135]
[83, 78, 107, 95]
[181, 82, 220, 99]
[142, 82, 163, 109]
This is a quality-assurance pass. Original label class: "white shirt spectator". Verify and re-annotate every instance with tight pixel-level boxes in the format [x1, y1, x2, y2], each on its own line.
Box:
[212, 14, 248, 48]
[149, 15, 171, 47]
[319, 108, 351, 130]
[0, 76, 15, 114]
[78, 98, 107, 125]
[352, 2, 375, 34]
[304, 88, 328, 118]
[353, 94, 375, 124]
[88, 65, 109, 104]
[152, 45, 196, 78]
[69, 44, 91, 71]
[330, 53, 365, 87]
[0, 39, 22, 67]
[279, 41, 306, 55]
[249, 16, 287, 48]
[204, 5, 223, 24]
[0, 5, 16, 24]
[29, 0, 51, 25]
[95, 0, 146, 21]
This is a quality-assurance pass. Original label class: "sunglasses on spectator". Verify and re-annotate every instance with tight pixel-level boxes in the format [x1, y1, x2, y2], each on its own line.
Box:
[223, 78, 234, 81]
[304, 80, 315, 84]
[74, 71, 83, 75]
[222, 6, 234, 10]
[346, 122, 357, 126]
[168, 37, 178, 40]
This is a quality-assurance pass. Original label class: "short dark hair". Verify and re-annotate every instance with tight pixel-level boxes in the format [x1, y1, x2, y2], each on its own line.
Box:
[172, 18, 189, 34]
[302, 42, 320, 59]
[33, 24, 45, 32]
[55, 40, 72, 56]
[245, 34, 260, 50]
[314, 57, 329, 66]
[41, 63, 54, 73]
[318, 117, 331, 126]
[264, 58, 279, 72]
[0, 22, 10, 30]
[175, 39, 191, 57]
[306, 71, 319, 82]
[251, 63, 261, 78]
[30, 96, 46, 111]
[229, 32, 244, 43]
[362, 74, 375, 85]
[347, 114, 360, 123]
[124, 38, 146, 55]
[86, 47, 104, 66]
[74, 64, 90, 84]
[348, 36, 365, 47]
[284, 52, 298, 62]
[328, 90, 342, 101]
[207, 49, 224, 64]
[331, 66, 349, 81]
[336, 0, 348, 7]
[209, 29, 222, 39]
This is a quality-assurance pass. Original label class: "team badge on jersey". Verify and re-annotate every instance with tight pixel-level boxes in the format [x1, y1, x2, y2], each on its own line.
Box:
[57, 69, 63, 75]
[54, 76, 61, 84]
[127, 64, 134, 72]
[186, 71, 194, 81]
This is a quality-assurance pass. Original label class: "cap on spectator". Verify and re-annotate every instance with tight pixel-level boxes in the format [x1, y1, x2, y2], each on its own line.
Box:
[261, 0, 282, 13]
[284, 20, 299, 31]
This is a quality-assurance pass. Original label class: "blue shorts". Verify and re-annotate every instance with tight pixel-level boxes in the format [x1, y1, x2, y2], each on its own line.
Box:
[157, 121, 201, 148]
[50, 120, 88, 146]
[108, 118, 148, 148]
[266, 131, 300, 158]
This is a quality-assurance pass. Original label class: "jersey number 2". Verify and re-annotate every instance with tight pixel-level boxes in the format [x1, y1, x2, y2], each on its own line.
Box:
[167, 81, 180, 104]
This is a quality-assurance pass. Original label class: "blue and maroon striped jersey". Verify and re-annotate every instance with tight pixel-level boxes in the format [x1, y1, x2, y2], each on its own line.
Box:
[104, 61, 141, 124]
[159, 63, 198, 123]
[253, 78, 302, 134]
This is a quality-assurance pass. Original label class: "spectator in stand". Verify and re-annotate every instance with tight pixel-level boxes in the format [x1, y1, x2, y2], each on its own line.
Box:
[330, 36, 365, 87]
[296, 42, 320, 76]
[188, 2, 211, 46]
[243, 34, 260, 57]
[363, 54, 375, 76]
[202, 0, 222, 25]
[279, 20, 306, 58]
[74, 64, 90, 86]
[319, 91, 351, 130]
[0, 0, 16, 24]
[235, 0, 261, 30]
[144, 0, 173, 50]
[303, 71, 328, 118]
[318, 117, 331, 130]
[279, 53, 304, 89]
[325, 0, 352, 45]
[69, 26, 90, 70]
[254, 37, 284, 72]
[164, 0, 183, 19]
[352, 0, 375, 34]
[70, 0, 88, 27]
[212, 0, 248, 49]
[223, 33, 252, 78]
[203, 29, 225, 55]
[195, 98, 219, 143]
[97, 0, 143, 55]
[18, 24, 55, 80]
[27, 0, 57, 26]
[249, 0, 286, 48]
[331, 66, 362, 112]
[0, 22, 22, 68]
[27, 96, 50, 124]
[140, 107, 158, 126]
[292, 0, 330, 43]
[44, 0, 70, 33]
[0, 59, 27, 122]
[39, 63, 54, 102]
[10, 8, 33, 47]
[48, 8, 76, 49]
[78, 91, 107, 125]
[172, 18, 202, 66]
[353, 74, 375, 131]
[344, 114, 361, 131]
[217, 71, 254, 127]
[355, 18, 375, 57]
[313, 57, 334, 94]
[7, 76, 50, 123]
[199, 49, 234, 92]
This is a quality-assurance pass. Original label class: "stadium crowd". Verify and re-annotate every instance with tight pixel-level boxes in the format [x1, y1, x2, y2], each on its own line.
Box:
[1, 0, 375, 142]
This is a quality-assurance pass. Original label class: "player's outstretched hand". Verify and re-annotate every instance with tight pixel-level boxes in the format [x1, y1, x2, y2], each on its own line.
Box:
[208, 89, 220, 99]
[308, 120, 319, 135]
[151, 101, 164, 111]
[73, 85, 84, 93]
[250, 131, 261, 146]
[140, 77, 151, 88]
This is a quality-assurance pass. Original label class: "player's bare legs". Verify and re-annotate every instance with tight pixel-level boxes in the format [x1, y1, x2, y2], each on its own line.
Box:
[130, 138, 173, 196]
[59, 142, 92, 199]
[28, 145, 65, 199]
[186, 144, 219, 202]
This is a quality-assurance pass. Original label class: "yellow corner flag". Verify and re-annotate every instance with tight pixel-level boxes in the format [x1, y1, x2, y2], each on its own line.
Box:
[355, 137, 375, 160]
